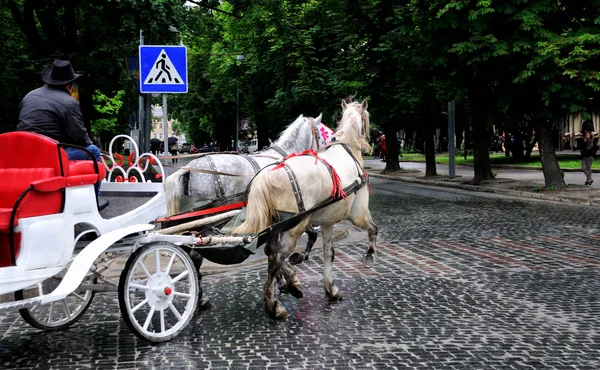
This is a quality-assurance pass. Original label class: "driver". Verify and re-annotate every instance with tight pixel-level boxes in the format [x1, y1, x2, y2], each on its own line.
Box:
[17, 60, 108, 210]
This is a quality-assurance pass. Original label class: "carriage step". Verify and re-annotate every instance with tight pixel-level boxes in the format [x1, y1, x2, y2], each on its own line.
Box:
[0, 297, 42, 312]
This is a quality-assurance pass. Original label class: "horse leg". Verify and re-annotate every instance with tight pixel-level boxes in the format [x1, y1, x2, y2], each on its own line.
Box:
[289, 225, 318, 265]
[264, 236, 289, 319]
[278, 225, 306, 298]
[350, 209, 379, 268]
[321, 224, 343, 301]
[363, 218, 378, 268]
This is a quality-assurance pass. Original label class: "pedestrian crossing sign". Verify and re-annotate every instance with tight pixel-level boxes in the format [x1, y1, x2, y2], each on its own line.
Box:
[139, 45, 187, 93]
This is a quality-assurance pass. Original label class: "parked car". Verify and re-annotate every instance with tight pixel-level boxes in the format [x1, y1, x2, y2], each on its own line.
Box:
[180, 143, 192, 153]
[190, 145, 200, 154]
[199, 144, 218, 153]
[246, 139, 258, 154]
[238, 141, 249, 153]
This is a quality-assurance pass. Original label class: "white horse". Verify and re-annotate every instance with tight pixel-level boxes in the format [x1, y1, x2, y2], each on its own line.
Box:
[234, 100, 377, 319]
[165, 114, 325, 217]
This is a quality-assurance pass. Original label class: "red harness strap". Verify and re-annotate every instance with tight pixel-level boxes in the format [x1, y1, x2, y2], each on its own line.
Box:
[271, 150, 346, 199]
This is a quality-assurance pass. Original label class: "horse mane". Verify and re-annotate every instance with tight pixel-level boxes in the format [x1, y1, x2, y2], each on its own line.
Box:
[277, 115, 307, 143]
[334, 102, 370, 152]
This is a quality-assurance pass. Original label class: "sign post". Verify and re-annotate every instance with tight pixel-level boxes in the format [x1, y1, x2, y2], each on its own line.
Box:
[139, 45, 187, 159]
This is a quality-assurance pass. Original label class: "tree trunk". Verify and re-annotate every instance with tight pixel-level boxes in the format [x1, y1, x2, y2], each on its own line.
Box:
[384, 129, 401, 171]
[471, 109, 493, 184]
[511, 131, 525, 162]
[424, 127, 437, 176]
[537, 121, 566, 189]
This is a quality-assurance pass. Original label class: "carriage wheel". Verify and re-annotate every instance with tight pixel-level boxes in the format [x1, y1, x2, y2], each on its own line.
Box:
[14, 269, 96, 331]
[118, 242, 198, 342]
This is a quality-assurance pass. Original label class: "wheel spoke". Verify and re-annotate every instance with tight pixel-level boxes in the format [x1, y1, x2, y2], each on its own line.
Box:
[62, 299, 71, 318]
[131, 298, 149, 314]
[137, 260, 152, 279]
[155, 249, 161, 274]
[164, 253, 177, 275]
[143, 306, 156, 331]
[168, 302, 182, 320]
[173, 291, 191, 299]
[48, 302, 55, 323]
[129, 283, 149, 291]
[171, 270, 189, 283]
[72, 292, 86, 301]
[160, 309, 165, 333]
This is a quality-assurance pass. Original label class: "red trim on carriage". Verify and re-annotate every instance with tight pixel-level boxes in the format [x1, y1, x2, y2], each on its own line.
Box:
[155, 202, 246, 223]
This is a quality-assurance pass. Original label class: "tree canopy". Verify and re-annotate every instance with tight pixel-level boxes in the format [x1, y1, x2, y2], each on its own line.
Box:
[1, 0, 599, 186]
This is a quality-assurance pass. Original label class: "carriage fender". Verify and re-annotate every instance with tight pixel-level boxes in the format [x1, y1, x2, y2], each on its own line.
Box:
[40, 224, 155, 304]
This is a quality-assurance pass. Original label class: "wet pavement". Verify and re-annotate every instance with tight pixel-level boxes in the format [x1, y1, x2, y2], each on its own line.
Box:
[1, 176, 600, 369]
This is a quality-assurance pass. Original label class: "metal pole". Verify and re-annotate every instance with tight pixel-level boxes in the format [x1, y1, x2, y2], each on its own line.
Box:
[235, 89, 239, 152]
[448, 100, 456, 178]
[163, 94, 169, 157]
[138, 29, 145, 152]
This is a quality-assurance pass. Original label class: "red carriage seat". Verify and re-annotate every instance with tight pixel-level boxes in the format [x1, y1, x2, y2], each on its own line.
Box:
[0, 132, 104, 267]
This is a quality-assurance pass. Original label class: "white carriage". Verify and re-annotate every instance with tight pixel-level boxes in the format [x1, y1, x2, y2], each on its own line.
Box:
[0, 132, 249, 342]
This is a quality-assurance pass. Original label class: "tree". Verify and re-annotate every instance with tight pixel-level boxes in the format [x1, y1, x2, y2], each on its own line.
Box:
[2, 0, 186, 141]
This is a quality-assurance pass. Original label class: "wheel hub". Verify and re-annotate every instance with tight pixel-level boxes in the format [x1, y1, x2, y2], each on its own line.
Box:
[144, 273, 175, 310]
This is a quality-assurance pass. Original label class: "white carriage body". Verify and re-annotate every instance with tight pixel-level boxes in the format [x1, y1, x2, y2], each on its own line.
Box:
[0, 133, 167, 297]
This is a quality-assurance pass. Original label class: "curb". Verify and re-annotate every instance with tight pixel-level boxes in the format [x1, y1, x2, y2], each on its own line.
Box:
[369, 172, 600, 208]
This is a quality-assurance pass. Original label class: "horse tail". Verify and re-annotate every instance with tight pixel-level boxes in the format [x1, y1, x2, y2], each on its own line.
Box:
[234, 173, 277, 234]
[165, 169, 189, 216]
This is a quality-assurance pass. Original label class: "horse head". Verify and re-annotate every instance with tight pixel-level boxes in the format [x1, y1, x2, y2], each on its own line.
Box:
[337, 99, 370, 154]
[276, 114, 326, 154]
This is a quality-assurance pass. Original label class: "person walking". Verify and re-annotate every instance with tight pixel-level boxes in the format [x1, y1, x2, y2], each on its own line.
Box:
[17, 60, 108, 210]
[581, 130, 595, 186]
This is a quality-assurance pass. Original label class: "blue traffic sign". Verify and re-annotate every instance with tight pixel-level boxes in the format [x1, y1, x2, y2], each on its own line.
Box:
[139, 45, 187, 93]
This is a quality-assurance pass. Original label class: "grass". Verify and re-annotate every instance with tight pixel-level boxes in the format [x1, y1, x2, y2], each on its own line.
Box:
[388, 151, 598, 169]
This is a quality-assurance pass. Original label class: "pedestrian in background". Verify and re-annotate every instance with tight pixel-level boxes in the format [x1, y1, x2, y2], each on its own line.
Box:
[581, 130, 595, 186]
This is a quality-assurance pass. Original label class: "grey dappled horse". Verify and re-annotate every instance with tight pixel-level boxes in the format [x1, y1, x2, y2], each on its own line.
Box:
[164, 115, 326, 272]
[165, 114, 323, 217]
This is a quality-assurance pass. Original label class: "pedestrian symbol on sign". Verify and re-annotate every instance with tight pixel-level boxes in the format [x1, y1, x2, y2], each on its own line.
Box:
[144, 50, 184, 85]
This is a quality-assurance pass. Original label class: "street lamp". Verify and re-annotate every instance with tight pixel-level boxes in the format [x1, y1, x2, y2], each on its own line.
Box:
[235, 55, 245, 152]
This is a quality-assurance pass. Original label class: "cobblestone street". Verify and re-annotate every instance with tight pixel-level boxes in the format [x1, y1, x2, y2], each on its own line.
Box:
[1, 178, 600, 369]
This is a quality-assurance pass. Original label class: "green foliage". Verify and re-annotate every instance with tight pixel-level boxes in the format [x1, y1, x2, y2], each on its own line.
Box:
[91, 90, 125, 135]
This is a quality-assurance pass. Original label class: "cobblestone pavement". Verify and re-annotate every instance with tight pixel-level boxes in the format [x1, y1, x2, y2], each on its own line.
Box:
[1, 178, 600, 369]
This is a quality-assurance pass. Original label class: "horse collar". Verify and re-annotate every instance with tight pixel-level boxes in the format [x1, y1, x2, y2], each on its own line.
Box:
[270, 145, 288, 158]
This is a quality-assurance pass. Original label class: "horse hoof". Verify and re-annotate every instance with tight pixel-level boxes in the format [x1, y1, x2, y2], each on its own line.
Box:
[289, 252, 304, 265]
[286, 283, 304, 299]
[327, 291, 344, 302]
[362, 253, 376, 268]
[274, 304, 289, 319]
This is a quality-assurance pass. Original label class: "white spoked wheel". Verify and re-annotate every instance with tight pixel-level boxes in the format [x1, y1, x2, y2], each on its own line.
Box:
[118, 242, 198, 342]
[14, 269, 96, 331]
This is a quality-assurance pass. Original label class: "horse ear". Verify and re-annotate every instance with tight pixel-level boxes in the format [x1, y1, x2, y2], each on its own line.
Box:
[314, 113, 322, 124]
[361, 99, 368, 111]
[341, 99, 348, 110]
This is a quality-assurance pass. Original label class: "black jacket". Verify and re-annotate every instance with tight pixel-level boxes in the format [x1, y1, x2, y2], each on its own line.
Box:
[17, 86, 92, 146]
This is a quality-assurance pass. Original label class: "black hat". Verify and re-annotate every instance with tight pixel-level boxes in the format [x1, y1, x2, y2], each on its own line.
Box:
[41, 60, 82, 85]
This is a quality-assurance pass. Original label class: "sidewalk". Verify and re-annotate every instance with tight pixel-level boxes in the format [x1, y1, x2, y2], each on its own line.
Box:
[364, 158, 600, 207]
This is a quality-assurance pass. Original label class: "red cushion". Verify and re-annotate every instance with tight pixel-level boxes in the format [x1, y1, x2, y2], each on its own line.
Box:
[69, 160, 106, 183]
[0, 208, 12, 231]
[0, 232, 20, 268]
[0, 132, 69, 177]
[0, 168, 56, 208]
